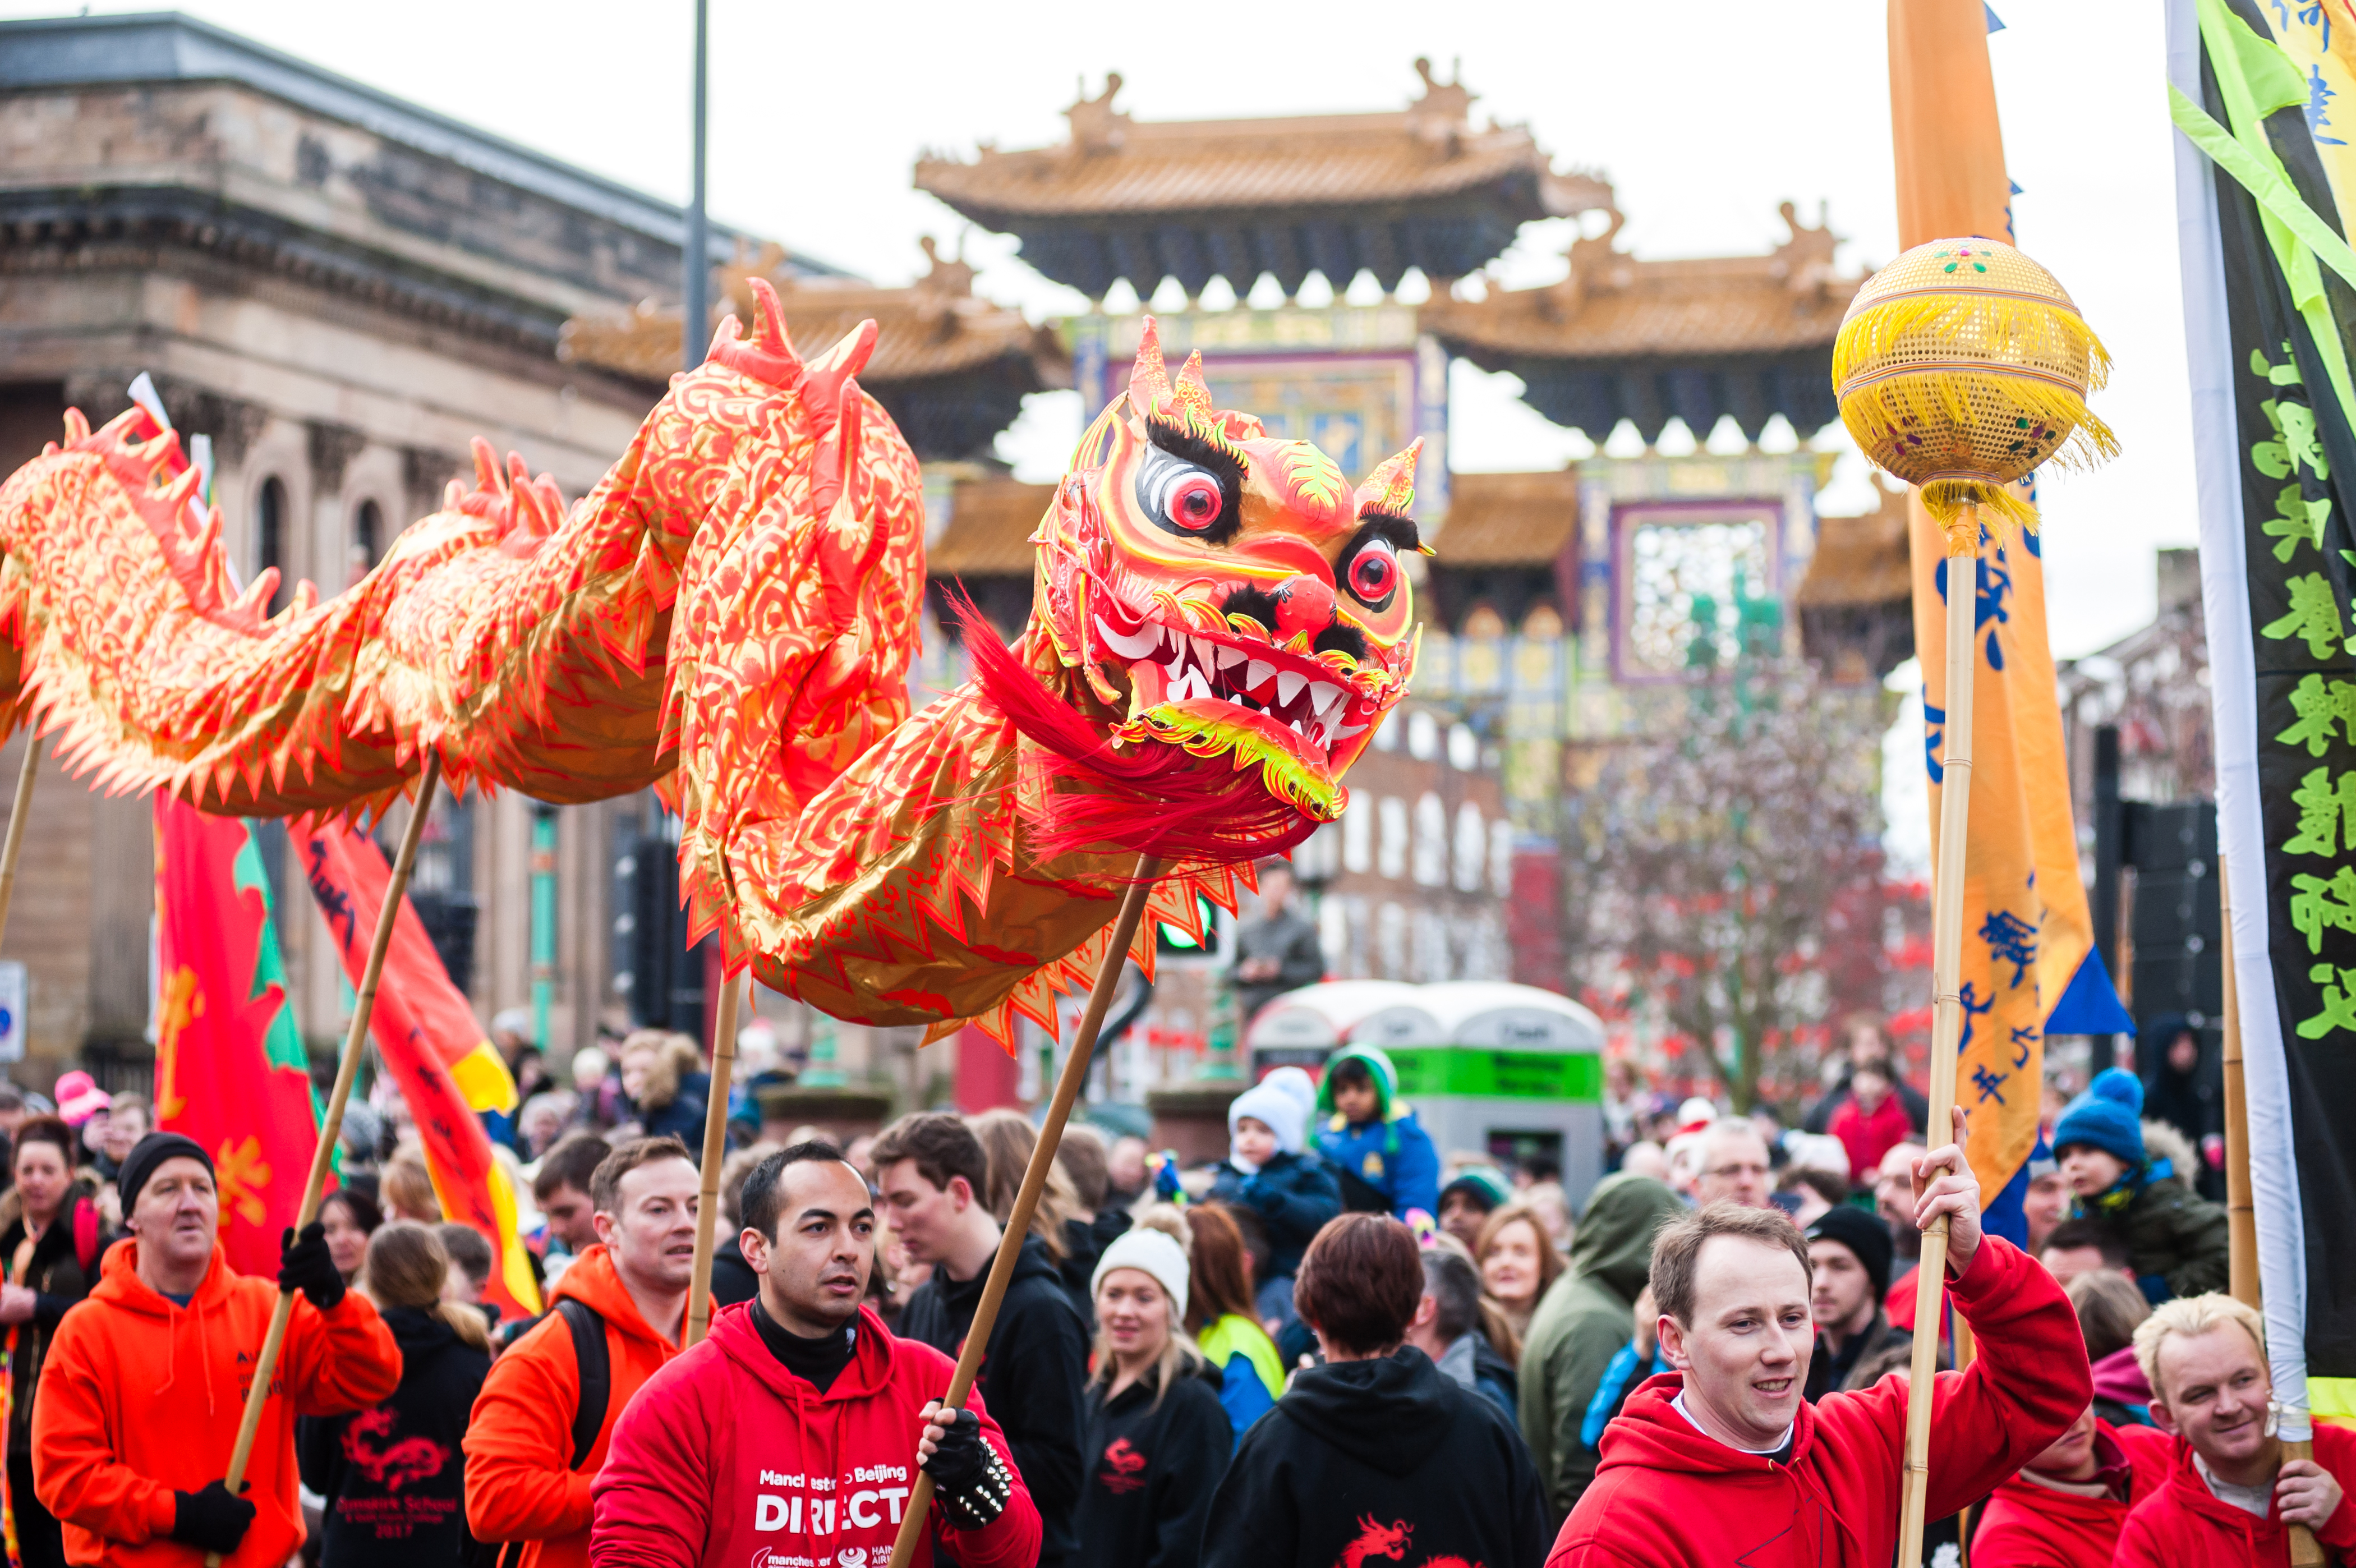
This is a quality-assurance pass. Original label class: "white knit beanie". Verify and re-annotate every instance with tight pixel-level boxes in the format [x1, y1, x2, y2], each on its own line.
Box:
[1090, 1226, 1191, 1319]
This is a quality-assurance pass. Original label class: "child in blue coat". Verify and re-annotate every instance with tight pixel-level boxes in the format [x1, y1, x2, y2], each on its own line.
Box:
[1313, 1045, 1441, 1224]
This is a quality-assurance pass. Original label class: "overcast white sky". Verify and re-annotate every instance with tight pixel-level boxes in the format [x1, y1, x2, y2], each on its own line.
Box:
[7, 0, 2192, 659]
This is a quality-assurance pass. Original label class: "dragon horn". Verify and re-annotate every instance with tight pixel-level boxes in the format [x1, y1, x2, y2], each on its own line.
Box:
[744, 277, 800, 361]
[1353, 436, 1422, 517]
[803, 319, 879, 432]
[470, 437, 502, 494]
[1128, 316, 1171, 409]
[1172, 350, 1213, 419]
[810, 374, 866, 529]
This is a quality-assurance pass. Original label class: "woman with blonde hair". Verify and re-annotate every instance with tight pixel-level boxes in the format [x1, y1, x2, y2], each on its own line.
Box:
[968, 1109, 1085, 1311]
[1076, 1227, 1230, 1568]
[297, 1222, 489, 1566]
[377, 1148, 441, 1224]
[618, 1029, 710, 1147]
[1475, 1200, 1566, 1355]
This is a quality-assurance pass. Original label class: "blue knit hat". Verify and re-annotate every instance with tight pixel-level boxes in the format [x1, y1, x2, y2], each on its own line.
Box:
[2053, 1068, 2146, 1168]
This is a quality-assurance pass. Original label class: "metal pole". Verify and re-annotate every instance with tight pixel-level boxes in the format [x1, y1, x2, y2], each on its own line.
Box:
[1898, 513, 1977, 1568]
[682, 0, 709, 376]
[684, 970, 742, 1346]
[208, 753, 444, 1566]
[885, 859, 1165, 1568]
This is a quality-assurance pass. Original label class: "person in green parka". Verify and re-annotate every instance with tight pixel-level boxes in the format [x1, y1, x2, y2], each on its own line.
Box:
[1515, 1172, 1686, 1525]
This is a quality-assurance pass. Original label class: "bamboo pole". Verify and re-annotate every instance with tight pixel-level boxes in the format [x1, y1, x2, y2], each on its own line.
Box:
[1898, 518, 1977, 1568]
[209, 753, 444, 1565]
[885, 856, 1164, 1568]
[2219, 857, 2323, 1565]
[0, 733, 39, 951]
[684, 971, 743, 1346]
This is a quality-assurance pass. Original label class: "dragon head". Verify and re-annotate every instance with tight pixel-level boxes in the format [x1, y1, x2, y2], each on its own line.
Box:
[1029, 318, 1421, 824]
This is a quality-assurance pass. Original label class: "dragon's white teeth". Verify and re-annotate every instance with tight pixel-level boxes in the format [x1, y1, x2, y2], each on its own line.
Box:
[1332, 723, 1366, 742]
[1190, 635, 1217, 670]
[1172, 667, 1212, 702]
[1245, 659, 1276, 689]
[1308, 681, 1343, 716]
[1276, 670, 1307, 706]
[1215, 644, 1246, 670]
[1096, 615, 1159, 661]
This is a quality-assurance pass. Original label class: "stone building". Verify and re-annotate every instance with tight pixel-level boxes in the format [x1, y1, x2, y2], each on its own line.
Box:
[0, 13, 838, 1082]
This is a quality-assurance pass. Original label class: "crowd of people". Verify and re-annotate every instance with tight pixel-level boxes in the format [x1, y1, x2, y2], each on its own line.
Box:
[0, 994, 2327, 1568]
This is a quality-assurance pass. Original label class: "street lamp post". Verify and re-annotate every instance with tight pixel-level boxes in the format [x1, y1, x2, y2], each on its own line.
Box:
[682, 0, 708, 375]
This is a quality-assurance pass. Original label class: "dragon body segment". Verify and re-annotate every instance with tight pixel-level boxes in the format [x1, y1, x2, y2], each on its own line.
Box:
[0, 284, 1418, 1043]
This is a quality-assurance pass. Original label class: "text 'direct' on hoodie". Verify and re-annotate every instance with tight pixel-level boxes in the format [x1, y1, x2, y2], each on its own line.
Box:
[587, 1300, 1040, 1568]
[1200, 1344, 1548, 1568]
[1547, 1236, 2092, 1568]
[30, 1238, 402, 1568]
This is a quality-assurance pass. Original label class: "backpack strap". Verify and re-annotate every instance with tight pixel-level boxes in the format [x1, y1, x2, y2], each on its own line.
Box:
[553, 1298, 609, 1472]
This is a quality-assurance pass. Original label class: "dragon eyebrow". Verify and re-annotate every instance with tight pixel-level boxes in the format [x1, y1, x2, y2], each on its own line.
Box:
[1144, 411, 1247, 485]
[1355, 509, 1421, 552]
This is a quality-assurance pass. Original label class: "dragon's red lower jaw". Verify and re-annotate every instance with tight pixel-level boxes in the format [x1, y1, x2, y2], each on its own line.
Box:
[1108, 623, 1372, 755]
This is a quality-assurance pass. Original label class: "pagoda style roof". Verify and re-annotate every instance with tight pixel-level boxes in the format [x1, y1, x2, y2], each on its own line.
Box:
[1796, 481, 1914, 681]
[1432, 471, 1581, 567]
[560, 242, 1069, 461]
[914, 62, 1612, 300]
[1422, 204, 1863, 443]
[927, 478, 1055, 577]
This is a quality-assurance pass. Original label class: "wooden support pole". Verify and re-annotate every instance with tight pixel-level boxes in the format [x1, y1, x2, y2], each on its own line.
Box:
[209, 754, 444, 1565]
[684, 971, 743, 1346]
[0, 733, 39, 951]
[1899, 517, 1977, 1568]
[885, 856, 1163, 1568]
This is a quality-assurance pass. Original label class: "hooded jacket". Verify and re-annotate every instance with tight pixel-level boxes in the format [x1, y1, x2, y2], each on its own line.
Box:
[1311, 1046, 1441, 1222]
[1547, 1235, 2088, 1567]
[1201, 1345, 1547, 1568]
[2095, 1130, 2230, 1303]
[1076, 1360, 1230, 1568]
[0, 1184, 107, 1456]
[1057, 1206, 1132, 1326]
[1517, 1172, 1686, 1520]
[1207, 1151, 1341, 1280]
[1971, 1418, 2171, 1568]
[588, 1301, 1039, 1568]
[895, 1232, 1089, 1567]
[30, 1238, 401, 1568]
[2114, 1420, 2356, 1567]
[297, 1304, 490, 1567]
[1197, 1313, 1283, 1443]
[464, 1244, 698, 1568]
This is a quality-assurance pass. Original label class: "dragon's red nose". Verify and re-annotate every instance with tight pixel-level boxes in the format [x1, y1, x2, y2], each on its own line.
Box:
[1269, 574, 1335, 640]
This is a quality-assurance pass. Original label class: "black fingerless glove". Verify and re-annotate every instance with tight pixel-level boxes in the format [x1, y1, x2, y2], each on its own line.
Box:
[170, 1480, 255, 1553]
[921, 1407, 1014, 1529]
[278, 1220, 345, 1311]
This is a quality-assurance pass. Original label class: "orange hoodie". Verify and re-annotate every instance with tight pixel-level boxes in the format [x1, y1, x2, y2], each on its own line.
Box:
[31, 1237, 402, 1568]
[463, 1245, 696, 1568]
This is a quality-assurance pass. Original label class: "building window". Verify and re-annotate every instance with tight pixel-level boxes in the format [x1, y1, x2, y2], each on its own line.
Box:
[256, 477, 289, 615]
[1413, 792, 1447, 887]
[352, 499, 382, 585]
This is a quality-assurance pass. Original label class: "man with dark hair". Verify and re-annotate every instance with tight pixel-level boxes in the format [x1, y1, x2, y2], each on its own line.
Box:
[591, 1142, 1041, 1568]
[2041, 1216, 2133, 1286]
[1802, 1204, 1910, 1401]
[467, 1136, 704, 1568]
[534, 1132, 613, 1261]
[1204, 1214, 1546, 1568]
[875, 1114, 1088, 1568]
[1404, 1247, 1518, 1420]
[1550, 1112, 2090, 1566]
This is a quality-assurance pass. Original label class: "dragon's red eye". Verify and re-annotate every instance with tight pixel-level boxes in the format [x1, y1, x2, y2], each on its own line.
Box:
[1166, 475, 1223, 531]
[1347, 540, 1398, 601]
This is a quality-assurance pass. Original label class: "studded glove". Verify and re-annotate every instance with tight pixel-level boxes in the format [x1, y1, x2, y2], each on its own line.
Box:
[921, 1406, 1014, 1529]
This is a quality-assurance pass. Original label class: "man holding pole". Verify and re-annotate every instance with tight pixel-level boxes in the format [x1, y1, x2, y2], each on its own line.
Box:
[589, 1141, 1039, 1568]
[1545, 1112, 2088, 1567]
[30, 1133, 401, 1568]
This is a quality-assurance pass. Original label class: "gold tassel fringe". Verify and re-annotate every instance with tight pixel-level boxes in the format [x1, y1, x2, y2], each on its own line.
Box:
[1838, 367, 2120, 481]
[1920, 479, 2039, 551]
[1833, 292, 2113, 393]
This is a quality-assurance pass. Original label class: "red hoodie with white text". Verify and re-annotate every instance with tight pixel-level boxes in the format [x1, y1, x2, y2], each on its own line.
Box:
[1547, 1236, 2087, 1568]
[590, 1301, 1039, 1568]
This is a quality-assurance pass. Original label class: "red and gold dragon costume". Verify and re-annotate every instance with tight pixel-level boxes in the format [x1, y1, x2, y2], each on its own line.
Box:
[0, 284, 1421, 1043]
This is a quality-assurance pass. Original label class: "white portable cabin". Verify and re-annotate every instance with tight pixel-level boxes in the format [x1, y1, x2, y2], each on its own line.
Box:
[1245, 980, 1608, 1206]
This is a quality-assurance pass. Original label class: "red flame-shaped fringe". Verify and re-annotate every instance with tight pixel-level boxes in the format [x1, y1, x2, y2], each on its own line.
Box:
[952, 596, 1315, 867]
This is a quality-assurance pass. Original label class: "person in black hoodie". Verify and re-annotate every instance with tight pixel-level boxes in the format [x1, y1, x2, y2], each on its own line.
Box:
[1078, 1227, 1230, 1568]
[0, 1116, 107, 1568]
[875, 1113, 1089, 1568]
[297, 1221, 491, 1566]
[1202, 1213, 1547, 1568]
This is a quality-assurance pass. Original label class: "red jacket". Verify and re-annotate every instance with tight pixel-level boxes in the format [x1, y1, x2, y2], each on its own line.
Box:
[2115, 1420, 2356, 1567]
[1547, 1236, 2087, 1567]
[464, 1246, 698, 1568]
[31, 1239, 401, 1568]
[588, 1301, 1039, 1568]
[1826, 1095, 1914, 1194]
[1970, 1419, 2171, 1568]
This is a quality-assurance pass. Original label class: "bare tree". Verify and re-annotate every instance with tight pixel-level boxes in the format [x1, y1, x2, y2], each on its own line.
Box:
[1561, 660, 1894, 1112]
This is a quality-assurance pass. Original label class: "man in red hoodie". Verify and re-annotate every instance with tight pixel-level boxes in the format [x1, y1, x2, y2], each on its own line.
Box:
[1548, 1108, 2088, 1567]
[32, 1133, 402, 1568]
[2114, 1292, 2356, 1565]
[590, 1140, 1039, 1568]
[1970, 1403, 2171, 1567]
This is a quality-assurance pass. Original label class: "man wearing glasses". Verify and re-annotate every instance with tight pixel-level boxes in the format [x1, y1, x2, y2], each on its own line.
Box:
[1694, 1121, 1774, 1210]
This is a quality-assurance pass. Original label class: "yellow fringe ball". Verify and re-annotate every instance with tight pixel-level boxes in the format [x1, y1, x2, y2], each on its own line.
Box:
[1832, 238, 2116, 553]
